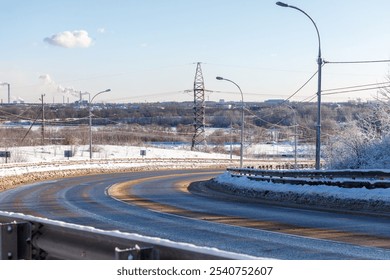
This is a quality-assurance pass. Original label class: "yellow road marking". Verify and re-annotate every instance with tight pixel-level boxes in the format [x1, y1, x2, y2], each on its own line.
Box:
[108, 173, 390, 249]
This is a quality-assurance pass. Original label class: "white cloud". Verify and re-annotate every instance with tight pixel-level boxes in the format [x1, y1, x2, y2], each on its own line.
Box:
[44, 30, 93, 48]
[97, 27, 106, 34]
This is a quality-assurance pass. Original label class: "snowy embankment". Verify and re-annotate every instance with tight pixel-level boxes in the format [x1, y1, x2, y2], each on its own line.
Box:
[213, 172, 390, 213]
[0, 145, 236, 191]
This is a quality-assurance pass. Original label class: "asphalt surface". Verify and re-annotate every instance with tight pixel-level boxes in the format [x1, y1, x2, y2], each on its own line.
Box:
[1, 169, 390, 259]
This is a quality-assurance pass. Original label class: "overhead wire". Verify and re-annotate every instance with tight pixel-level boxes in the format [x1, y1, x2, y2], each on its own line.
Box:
[324, 59, 390, 64]
[284, 68, 320, 102]
[237, 65, 323, 134]
[103, 90, 189, 102]
[0, 106, 39, 121]
[300, 94, 317, 102]
[322, 81, 390, 93]
[322, 85, 390, 96]
[5, 60, 389, 145]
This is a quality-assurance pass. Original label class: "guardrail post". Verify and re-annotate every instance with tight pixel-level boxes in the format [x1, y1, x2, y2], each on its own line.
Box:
[0, 222, 31, 259]
[115, 246, 157, 260]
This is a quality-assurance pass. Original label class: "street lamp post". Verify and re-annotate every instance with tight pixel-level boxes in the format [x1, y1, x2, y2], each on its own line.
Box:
[89, 89, 111, 159]
[216, 76, 244, 168]
[276, 1, 323, 170]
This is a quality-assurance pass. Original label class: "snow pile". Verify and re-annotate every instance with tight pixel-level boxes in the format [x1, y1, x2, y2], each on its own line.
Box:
[214, 172, 390, 212]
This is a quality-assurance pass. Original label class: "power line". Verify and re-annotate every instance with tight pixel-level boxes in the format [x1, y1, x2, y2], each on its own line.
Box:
[299, 81, 390, 100]
[284, 69, 319, 102]
[245, 107, 298, 129]
[324, 59, 390, 64]
[0, 106, 40, 121]
[322, 81, 390, 93]
[262, 65, 323, 105]
[204, 62, 318, 74]
[322, 85, 390, 96]
[300, 94, 317, 103]
[104, 90, 187, 102]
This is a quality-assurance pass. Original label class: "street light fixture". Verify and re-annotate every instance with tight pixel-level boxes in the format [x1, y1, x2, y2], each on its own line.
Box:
[276, 1, 323, 170]
[89, 89, 111, 159]
[216, 76, 244, 168]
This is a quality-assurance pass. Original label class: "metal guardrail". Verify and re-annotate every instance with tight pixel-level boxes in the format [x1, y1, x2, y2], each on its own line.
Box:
[227, 168, 390, 189]
[0, 212, 254, 260]
[0, 157, 312, 170]
[0, 158, 233, 169]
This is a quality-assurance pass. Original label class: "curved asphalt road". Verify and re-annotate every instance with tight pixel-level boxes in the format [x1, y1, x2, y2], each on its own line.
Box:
[0, 169, 390, 259]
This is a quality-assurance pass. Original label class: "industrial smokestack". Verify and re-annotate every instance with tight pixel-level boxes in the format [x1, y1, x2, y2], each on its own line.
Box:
[7, 83, 10, 104]
[0, 82, 10, 104]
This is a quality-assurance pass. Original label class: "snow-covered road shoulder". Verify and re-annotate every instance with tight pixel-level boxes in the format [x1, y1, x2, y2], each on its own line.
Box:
[213, 171, 390, 213]
[0, 159, 231, 192]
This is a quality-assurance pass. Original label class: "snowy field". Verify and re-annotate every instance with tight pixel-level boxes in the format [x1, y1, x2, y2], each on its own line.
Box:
[0, 143, 310, 179]
[1, 144, 230, 163]
[0, 142, 312, 163]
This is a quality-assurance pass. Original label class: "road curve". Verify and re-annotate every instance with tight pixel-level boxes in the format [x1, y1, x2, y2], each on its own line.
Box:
[0, 169, 390, 259]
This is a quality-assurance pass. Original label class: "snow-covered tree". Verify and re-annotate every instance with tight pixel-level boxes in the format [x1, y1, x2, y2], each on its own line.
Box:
[324, 101, 390, 169]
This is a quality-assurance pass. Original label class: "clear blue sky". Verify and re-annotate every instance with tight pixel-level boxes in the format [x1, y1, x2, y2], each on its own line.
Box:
[1, 0, 390, 104]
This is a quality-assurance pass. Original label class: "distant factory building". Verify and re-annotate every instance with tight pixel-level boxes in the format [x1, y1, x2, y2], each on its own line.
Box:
[264, 99, 288, 105]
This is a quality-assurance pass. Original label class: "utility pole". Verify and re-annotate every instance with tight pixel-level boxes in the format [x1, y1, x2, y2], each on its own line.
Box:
[40, 94, 45, 145]
[191, 62, 206, 150]
[229, 121, 233, 161]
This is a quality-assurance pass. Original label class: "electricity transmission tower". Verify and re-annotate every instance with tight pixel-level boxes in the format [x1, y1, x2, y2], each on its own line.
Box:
[191, 62, 206, 150]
